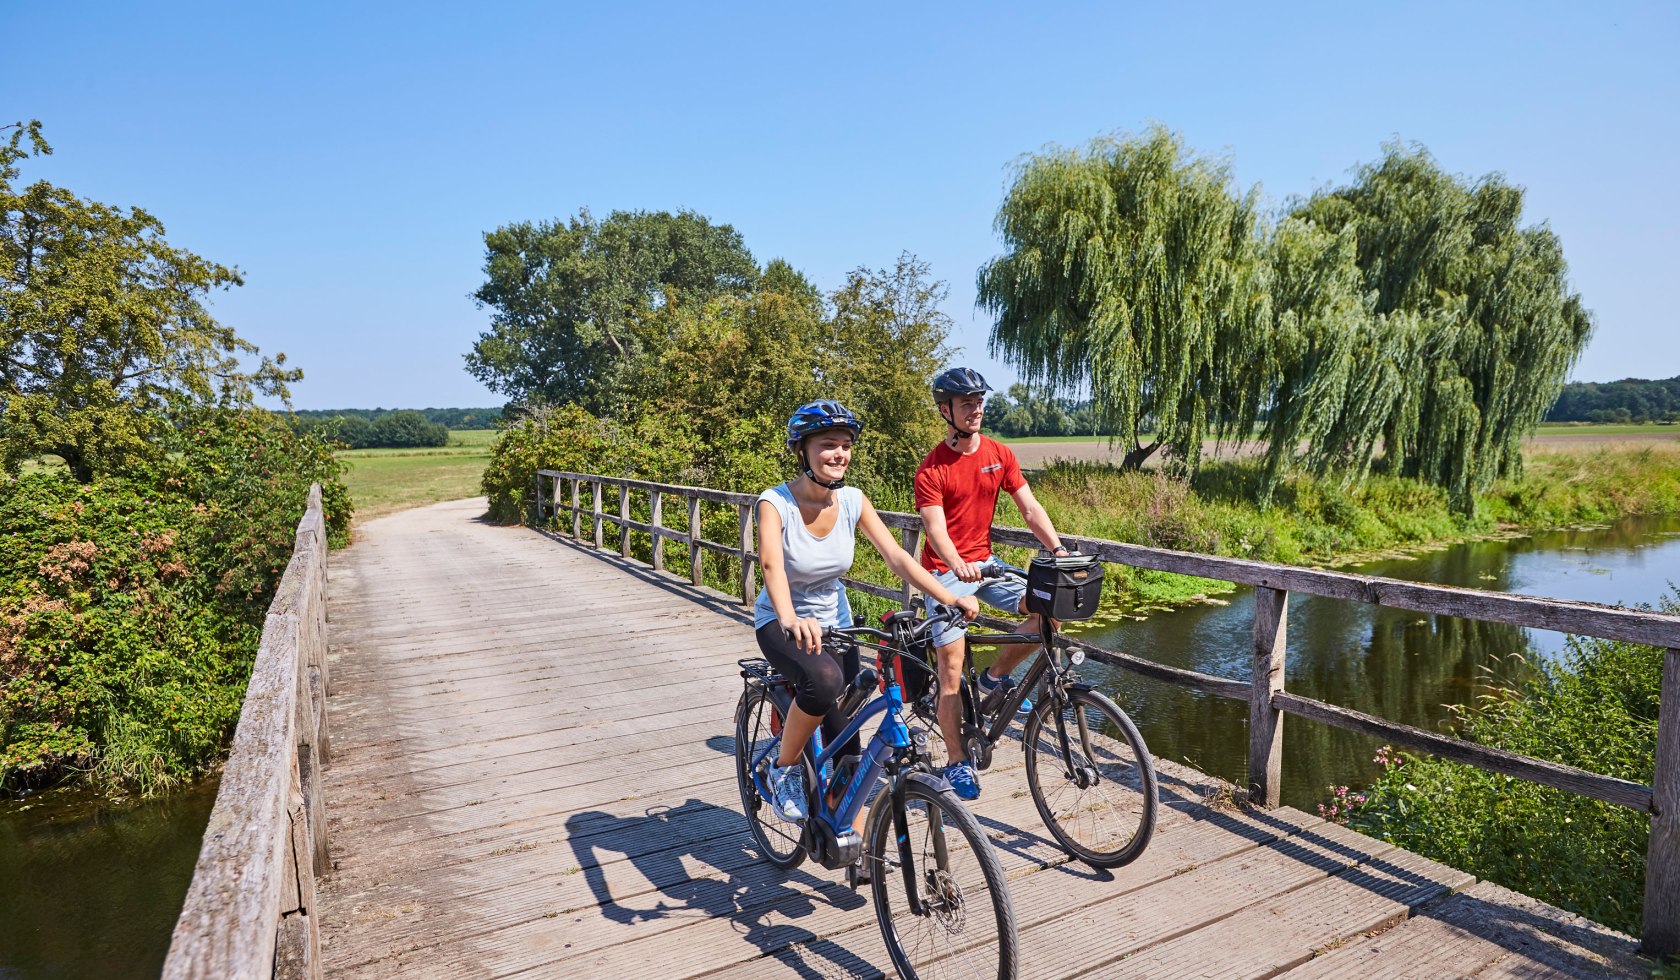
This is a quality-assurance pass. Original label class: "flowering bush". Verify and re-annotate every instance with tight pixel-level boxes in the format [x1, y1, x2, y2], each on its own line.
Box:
[0, 409, 349, 794]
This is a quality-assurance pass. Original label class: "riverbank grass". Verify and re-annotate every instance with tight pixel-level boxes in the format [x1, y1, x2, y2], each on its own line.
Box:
[1017, 444, 1680, 610]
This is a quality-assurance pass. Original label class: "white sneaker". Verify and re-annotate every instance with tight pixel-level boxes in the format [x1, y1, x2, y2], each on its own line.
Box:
[767, 764, 808, 823]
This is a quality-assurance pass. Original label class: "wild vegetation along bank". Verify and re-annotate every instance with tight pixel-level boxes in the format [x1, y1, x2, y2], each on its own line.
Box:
[1007, 445, 1680, 609]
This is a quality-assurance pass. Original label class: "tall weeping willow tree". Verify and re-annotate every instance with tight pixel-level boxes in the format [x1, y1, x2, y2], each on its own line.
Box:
[978, 127, 1265, 471]
[1295, 145, 1594, 513]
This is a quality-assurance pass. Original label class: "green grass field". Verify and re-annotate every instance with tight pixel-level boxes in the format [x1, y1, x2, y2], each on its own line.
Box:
[338, 429, 497, 522]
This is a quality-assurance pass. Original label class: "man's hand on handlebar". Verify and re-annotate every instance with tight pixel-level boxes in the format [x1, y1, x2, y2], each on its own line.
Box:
[782, 616, 825, 653]
[950, 559, 985, 583]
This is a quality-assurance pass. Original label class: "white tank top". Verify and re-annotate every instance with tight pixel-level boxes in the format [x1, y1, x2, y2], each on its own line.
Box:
[751, 483, 863, 629]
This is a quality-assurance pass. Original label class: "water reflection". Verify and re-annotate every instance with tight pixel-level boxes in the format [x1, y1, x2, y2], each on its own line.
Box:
[0, 779, 217, 980]
[1077, 515, 1680, 810]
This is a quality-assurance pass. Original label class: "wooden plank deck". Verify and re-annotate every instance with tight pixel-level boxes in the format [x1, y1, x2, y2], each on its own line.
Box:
[316, 498, 1647, 979]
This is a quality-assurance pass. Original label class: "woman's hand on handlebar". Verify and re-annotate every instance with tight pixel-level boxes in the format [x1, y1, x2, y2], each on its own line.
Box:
[782, 616, 825, 653]
[952, 595, 980, 622]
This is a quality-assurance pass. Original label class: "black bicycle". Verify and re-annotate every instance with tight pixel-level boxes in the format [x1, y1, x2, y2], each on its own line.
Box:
[735, 606, 1019, 980]
[905, 556, 1158, 869]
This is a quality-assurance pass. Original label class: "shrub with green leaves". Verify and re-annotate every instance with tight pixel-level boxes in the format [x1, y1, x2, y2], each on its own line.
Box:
[1323, 599, 1673, 936]
[0, 409, 350, 794]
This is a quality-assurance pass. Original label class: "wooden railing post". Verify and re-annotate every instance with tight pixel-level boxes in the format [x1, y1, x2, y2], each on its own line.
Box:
[591, 480, 604, 550]
[688, 496, 703, 586]
[650, 490, 665, 573]
[1644, 647, 1680, 956]
[1249, 586, 1288, 808]
[738, 503, 755, 605]
[900, 528, 921, 610]
[619, 484, 632, 558]
[570, 479, 581, 539]
[533, 473, 545, 526]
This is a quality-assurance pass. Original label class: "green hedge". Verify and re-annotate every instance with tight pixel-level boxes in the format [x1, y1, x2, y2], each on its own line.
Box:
[0, 409, 350, 794]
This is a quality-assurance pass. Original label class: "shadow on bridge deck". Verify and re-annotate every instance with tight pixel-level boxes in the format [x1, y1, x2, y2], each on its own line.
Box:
[314, 497, 1645, 978]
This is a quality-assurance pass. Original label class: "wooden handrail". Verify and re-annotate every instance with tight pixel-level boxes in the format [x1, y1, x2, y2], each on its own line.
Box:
[535, 467, 1680, 954]
[164, 484, 332, 980]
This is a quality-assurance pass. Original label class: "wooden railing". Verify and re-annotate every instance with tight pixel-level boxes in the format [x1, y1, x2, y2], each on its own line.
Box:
[536, 468, 1680, 954]
[164, 484, 332, 980]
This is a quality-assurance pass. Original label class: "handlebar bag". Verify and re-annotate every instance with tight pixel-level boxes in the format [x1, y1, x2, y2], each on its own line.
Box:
[1026, 554, 1105, 621]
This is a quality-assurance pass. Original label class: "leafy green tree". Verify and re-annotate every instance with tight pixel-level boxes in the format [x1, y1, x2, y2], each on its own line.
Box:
[466, 208, 761, 416]
[0, 121, 299, 481]
[370, 409, 447, 448]
[1294, 144, 1594, 512]
[979, 127, 1264, 471]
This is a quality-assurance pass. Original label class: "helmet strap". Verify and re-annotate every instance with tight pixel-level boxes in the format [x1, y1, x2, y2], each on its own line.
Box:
[939, 403, 979, 447]
[797, 444, 847, 490]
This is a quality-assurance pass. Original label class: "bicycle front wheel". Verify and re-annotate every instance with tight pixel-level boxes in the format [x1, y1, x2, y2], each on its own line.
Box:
[866, 779, 1018, 980]
[1022, 687, 1157, 869]
[734, 684, 806, 869]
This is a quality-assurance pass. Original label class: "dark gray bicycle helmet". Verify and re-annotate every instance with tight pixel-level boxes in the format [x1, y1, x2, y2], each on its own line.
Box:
[931, 367, 993, 403]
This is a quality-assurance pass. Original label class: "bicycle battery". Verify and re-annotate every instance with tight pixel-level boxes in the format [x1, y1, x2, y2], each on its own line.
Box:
[1026, 554, 1104, 621]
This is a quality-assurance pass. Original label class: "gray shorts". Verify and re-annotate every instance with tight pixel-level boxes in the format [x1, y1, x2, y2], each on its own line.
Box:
[923, 556, 1027, 648]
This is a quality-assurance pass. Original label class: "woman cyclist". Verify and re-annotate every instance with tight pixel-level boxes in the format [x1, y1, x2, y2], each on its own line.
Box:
[755, 399, 979, 828]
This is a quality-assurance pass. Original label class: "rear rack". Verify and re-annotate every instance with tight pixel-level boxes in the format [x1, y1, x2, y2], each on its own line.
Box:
[738, 658, 784, 687]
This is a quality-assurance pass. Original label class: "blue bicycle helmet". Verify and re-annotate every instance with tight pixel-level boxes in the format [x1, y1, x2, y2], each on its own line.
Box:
[786, 399, 863, 449]
[786, 400, 863, 489]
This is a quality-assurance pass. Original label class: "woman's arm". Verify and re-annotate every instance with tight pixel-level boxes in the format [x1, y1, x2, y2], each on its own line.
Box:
[857, 497, 978, 620]
[758, 500, 824, 652]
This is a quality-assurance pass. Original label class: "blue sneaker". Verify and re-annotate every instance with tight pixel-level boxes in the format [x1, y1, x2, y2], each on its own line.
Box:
[946, 761, 981, 801]
[767, 764, 807, 823]
[978, 670, 1032, 715]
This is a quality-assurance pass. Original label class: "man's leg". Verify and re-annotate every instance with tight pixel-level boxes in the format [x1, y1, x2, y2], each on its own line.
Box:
[934, 637, 968, 764]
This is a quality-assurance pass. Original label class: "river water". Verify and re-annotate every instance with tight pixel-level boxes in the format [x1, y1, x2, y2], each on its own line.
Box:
[2, 516, 1676, 977]
[1075, 515, 1680, 811]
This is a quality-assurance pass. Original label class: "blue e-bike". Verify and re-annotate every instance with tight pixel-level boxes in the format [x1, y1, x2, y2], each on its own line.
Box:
[734, 606, 1019, 980]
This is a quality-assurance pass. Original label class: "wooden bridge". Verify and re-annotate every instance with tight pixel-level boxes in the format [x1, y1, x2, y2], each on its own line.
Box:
[161, 477, 1680, 978]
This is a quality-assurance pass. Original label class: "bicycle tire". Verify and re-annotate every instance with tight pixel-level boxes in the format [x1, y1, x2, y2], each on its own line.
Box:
[865, 778, 1019, 980]
[1022, 687, 1157, 869]
[733, 684, 806, 869]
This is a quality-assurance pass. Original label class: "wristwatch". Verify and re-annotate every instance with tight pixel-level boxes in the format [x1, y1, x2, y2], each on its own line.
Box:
[1052, 545, 1069, 556]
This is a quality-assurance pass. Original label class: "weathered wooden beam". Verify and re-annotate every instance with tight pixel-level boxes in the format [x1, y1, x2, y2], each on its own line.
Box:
[619, 486, 631, 558]
[591, 480, 604, 550]
[650, 490, 664, 573]
[570, 479, 581, 539]
[900, 527, 921, 610]
[1067, 638, 1250, 700]
[1249, 587, 1287, 808]
[163, 613, 298, 979]
[1271, 691, 1654, 813]
[688, 496, 703, 587]
[1645, 648, 1680, 956]
[737, 503, 755, 606]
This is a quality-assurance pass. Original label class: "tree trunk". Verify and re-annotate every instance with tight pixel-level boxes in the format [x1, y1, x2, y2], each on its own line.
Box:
[1120, 440, 1160, 471]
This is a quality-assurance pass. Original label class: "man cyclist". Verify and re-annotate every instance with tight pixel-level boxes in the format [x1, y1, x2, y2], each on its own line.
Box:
[914, 367, 1072, 801]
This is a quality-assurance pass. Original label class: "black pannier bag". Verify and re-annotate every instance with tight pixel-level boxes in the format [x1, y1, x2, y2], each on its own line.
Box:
[1025, 554, 1105, 621]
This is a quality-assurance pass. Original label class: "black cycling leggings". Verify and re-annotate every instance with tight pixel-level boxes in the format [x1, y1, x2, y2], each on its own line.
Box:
[755, 622, 862, 758]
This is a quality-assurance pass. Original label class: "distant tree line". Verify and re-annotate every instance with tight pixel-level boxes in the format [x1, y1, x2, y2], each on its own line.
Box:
[1545, 376, 1680, 423]
[289, 406, 501, 428]
[291, 409, 449, 449]
[987, 385, 1104, 438]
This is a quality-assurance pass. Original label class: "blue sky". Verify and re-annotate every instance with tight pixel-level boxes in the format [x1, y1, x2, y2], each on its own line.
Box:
[8, 1, 1676, 410]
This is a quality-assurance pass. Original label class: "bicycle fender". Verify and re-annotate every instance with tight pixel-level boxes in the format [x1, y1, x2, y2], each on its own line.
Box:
[904, 769, 953, 796]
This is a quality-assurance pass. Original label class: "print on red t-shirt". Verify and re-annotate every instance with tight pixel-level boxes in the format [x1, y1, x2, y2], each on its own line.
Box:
[913, 436, 1025, 573]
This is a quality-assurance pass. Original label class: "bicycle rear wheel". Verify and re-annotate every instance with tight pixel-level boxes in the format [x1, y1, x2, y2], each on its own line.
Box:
[1022, 687, 1157, 869]
[734, 684, 806, 868]
[866, 779, 1018, 980]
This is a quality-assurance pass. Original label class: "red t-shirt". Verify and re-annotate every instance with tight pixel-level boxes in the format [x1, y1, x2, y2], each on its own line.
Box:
[913, 436, 1026, 573]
